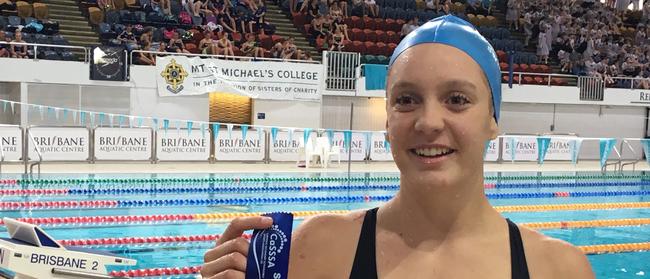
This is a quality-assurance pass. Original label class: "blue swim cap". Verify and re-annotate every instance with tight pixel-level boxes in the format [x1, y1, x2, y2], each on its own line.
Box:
[388, 15, 501, 123]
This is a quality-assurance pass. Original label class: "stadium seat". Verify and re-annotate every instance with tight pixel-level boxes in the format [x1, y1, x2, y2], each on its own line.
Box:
[16, 1, 32, 18]
[292, 12, 306, 27]
[363, 17, 374, 30]
[373, 18, 384, 30]
[387, 43, 397, 55]
[365, 54, 378, 64]
[519, 64, 529, 72]
[363, 41, 375, 54]
[259, 34, 273, 49]
[60, 51, 75, 61]
[534, 77, 544, 85]
[375, 42, 388, 56]
[499, 62, 508, 71]
[21, 32, 33, 43]
[385, 18, 399, 33]
[486, 15, 497, 27]
[42, 50, 60, 60]
[353, 40, 365, 53]
[350, 28, 363, 41]
[33, 3, 48, 20]
[8, 16, 21, 27]
[351, 16, 363, 29]
[395, 19, 405, 32]
[386, 31, 399, 44]
[375, 30, 386, 43]
[363, 29, 376, 42]
[52, 35, 68, 45]
[185, 42, 198, 54]
[522, 76, 533, 84]
[376, 55, 389, 64]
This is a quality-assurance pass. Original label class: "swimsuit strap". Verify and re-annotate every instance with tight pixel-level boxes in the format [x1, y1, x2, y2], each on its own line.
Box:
[349, 207, 379, 279]
[506, 218, 531, 279]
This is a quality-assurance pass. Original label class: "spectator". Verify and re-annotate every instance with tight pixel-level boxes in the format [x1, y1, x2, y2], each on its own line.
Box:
[270, 42, 283, 58]
[506, 0, 519, 30]
[199, 31, 220, 54]
[537, 26, 549, 64]
[98, 0, 116, 11]
[329, 1, 343, 18]
[165, 32, 190, 53]
[241, 33, 264, 57]
[140, 27, 154, 48]
[281, 37, 301, 59]
[400, 19, 417, 39]
[217, 7, 238, 33]
[118, 25, 140, 51]
[216, 31, 235, 58]
[364, 0, 378, 17]
[310, 14, 327, 44]
[250, 0, 267, 33]
[332, 15, 349, 41]
[0, 31, 9, 58]
[305, 0, 320, 23]
[441, 0, 451, 14]
[138, 42, 156, 65]
[10, 31, 28, 59]
[522, 11, 533, 46]
[424, 0, 436, 11]
[329, 27, 345, 51]
[350, 0, 364, 16]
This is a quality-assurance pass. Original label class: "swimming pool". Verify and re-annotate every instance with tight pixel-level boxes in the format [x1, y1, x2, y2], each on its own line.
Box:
[0, 171, 649, 278]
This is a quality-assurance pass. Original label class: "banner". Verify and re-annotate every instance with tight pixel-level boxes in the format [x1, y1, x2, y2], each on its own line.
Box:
[156, 129, 211, 161]
[599, 138, 616, 168]
[369, 132, 393, 161]
[94, 128, 152, 160]
[0, 126, 22, 161]
[544, 137, 575, 161]
[331, 132, 366, 161]
[215, 129, 265, 161]
[484, 139, 500, 162]
[90, 46, 128, 81]
[28, 127, 90, 161]
[270, 131, 315, 162]
[156, 56, 323, 101]
[502, 136, 538, 161]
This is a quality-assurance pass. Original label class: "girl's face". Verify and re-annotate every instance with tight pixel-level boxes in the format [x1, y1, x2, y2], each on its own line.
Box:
[386, 44, 498, 188]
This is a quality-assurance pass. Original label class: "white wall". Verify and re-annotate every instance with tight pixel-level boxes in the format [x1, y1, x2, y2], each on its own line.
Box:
[252, 99, 321, 128]
[0, 82, 21, 125]
[321, 96, 387, 130]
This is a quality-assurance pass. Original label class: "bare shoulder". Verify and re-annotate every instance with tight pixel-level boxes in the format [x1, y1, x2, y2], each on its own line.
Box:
[288, 210, 367, 278]
[519, 226, 595, 279]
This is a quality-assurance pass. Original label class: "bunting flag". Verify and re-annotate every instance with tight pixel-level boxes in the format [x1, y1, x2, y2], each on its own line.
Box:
[89, 112, 96, 127]
[212, 123, 220, 141]
[201, 123, 207, 138]
[327, 129, 334, 145]
[226, 124, 234, 139]
[271, 127, 279, 144]
[641, 139, 650, 166]
[570, 138, 583, 165]
[108, 114, 114, 127]
[508, 137, 516, 162]
[80, 112, 87, 126]
[39, 106, 46, 120]
[257, 127, 264, 142]
[187, 121, 193, 136]
[47, 107, 54, 119]
[118, 115, 125, 127]
[163, 119, 170, 135]
[384, 132, 390, 152]
[2, 100, 6, 112]
[537, 137, 551, 164]
[343, 130, 352, 149]
[10, 101, 15, 114]
[128, 116, 134, 128]
[63, 108, 69, 121]
[599, 138, 617, 168]
[98, 113, 105, 127]
[288, 128, 295, 143]
[241, 124, 249, 139]
[71, 110, 77, 124]
[175, 120, 181, 134]
[303, 128, 312, 146]
[137, 117, 144, 128]
[364, 132, 372, 156]
[152, 118, 159, 130]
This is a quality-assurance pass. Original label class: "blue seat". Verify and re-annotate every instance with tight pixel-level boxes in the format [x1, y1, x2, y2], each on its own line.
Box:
[405, 9, 417, 20]
[119, 10, 132, 22]
[152, 27, 164, 42]
[42, 50, 60, 60]
[379, 7, 386, 18]
[384, 0, 396, 8]
[21, 33, 34, 43]
[383, 7, 395, 19]
[52, 35, 68, 45]
[114, 23, 126, 34]
[375, 0, 385, 7]
[35, 34, 49, 44]
[0, 16, 7, 29]
[24, 17, 37, 25]
[133, 11, 146, 23]
[60, 51, 76, 61]
[8, 16, 21, 26]
[394, 8, 407, 20]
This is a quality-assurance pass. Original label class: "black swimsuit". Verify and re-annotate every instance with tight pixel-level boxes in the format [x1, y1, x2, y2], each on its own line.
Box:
[349, 207, 531, 279]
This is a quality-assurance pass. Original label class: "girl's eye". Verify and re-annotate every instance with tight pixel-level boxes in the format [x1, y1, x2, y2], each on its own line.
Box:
[447, 93, 471, 107]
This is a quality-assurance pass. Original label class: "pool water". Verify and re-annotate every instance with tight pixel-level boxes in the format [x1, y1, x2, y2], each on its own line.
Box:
[0, 171, 648, 278]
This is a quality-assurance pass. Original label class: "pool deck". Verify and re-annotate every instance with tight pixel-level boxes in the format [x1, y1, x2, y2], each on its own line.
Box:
[1, 160, 649, 174]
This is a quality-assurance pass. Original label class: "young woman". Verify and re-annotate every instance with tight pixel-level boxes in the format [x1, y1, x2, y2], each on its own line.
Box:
[137, 42, 156, 65]
[10, 31, 28, 59]
[241, 33, 264, 58]
[329, 28, 345, 51]
[216, 31, 234, 58]
[201, 15, 595, 279]
[199, 31, 219, 54]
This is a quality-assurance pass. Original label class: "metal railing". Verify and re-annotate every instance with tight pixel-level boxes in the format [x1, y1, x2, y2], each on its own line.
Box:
[619, 139, 641, 172]
[128, 50, 321, 65]
[602, 145, 621, 173]
[324, 51, 361, 91]
[25, 130, 42, 178]
[578, 76, 605, 101]
[0, 135, 4, 175]
[0, 41, 90, 63]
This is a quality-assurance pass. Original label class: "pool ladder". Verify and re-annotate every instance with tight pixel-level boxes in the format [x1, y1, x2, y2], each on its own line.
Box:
[0, 135, 4, 175]
[24, 129, 42, 179]
[602, 139, 640, 173]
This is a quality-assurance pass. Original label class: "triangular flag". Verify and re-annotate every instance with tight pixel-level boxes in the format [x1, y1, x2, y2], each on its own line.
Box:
[241, 124, 249, 139]
[2, 100, 7, 112]
[47, 107, 54, 120]
[384, 132, 391, 152]
[128, 116, 134, 128]
[10, 102, 15, 114]
[257, 127, 264, 142]
[80, 112, 87, 126]
[508, 137, 516, 162]
[89, 113, 96, 127]
[163, 119, 170, 135]
[364, 132, 372, 155]
[343, 130, 353, 149]
[108, 114, 114, 127]
[38, 106, 45, 120]
[176, 120, 181, 135]
[571, 138, 583, 165]
[212, 123, 220, 141]
[71, 110, 77, 124]
[599, 138, 616, 168]
[288, 128, 295, 143]
[152, 118, 159, 130]
[641, 139, 650, 166]
[271, 127, 279, 143]
[63, 108, 69, 120]
[227, 124, 234, 139]
[537, 137, 551, 164]
[303, 128, 312, 146]
[98, 113, 105, 126]
[118, 115, 125, 127]
[327, 129, 334, 145]
[187, 121, 193, 136]
[201, 123, 207, 138]
[137, 117, 144, 128]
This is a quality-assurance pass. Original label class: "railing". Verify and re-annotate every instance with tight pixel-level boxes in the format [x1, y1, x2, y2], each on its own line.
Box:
[128, 50, 321, 65]
[0, 41, 90, 63]
[25, 130, 42, 178]
[578, 76, 605, 101]
[0, 135, 4, 175]
[324, 51, 361, 91]
[619, 139, 641, 172]
[602, 145, 621, 173]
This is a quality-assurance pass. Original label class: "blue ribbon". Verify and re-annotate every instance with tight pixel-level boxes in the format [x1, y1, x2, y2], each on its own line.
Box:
[152, 118, 159, 130]
[483, 140, 491, 160]
[241, 124, 249, 139]
[288, 129, 294, 143]
[303, 128, 312, 146]
[537, 137, 551, 164]
[599, 138, 616, 168]
[187, 121, 193, 136]
[89, 113, 95, 127]
[63, 108, 68, 120]
[47, 107, 54, 119]
[2, 100, 6, 113]
[641, 139, 650, 166]
[212, 123, 220, 141]
[257, 127, 264, 142]
[271, 127, 279, 144]
[343, 131, 353, 149]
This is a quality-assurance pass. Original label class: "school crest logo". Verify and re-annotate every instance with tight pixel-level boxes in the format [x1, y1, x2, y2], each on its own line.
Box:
[160, 58, 188, 94]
